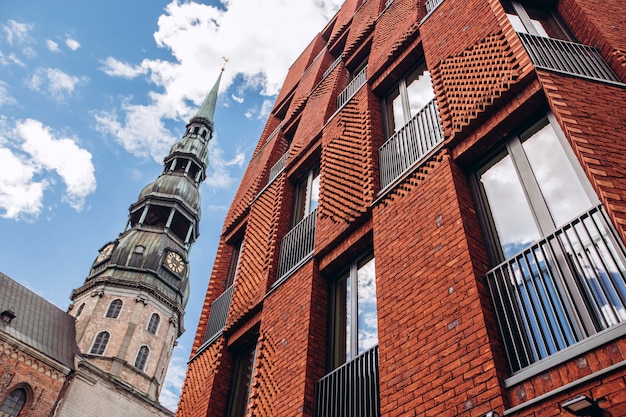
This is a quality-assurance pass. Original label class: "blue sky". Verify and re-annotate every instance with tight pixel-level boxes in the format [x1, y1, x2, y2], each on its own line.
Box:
[0, 0, 342, 409]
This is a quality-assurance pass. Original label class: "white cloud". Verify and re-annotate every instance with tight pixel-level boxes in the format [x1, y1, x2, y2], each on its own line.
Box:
[160, 346, 188, 411]
[100, 56, 149, 79]
[0, 50, 25, 67]
[46, 39, 60, 52]
[97, 0, 343, 166]
[231, 94, 243, 104]
[0, 81, 16, 106]
[65, 37, 80, 50]
[0, 118, 96, 220]
[203, 139, 246, 190]
[2, 20, 31, 45]
[27, 67, 88, 102]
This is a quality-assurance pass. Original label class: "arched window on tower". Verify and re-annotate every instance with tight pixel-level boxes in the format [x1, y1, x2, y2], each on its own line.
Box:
[147, 313, 160, 335]
[105, 299, 123, 318]
[0, 387, 27, 417]
[134, 346, 150, 371]
[76, 303, 85, 317]
[90, 331, 110, 355]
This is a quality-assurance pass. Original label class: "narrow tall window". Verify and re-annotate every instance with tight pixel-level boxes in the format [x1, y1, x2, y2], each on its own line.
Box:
[105, 299, 123, 318]
[0, 388, 26, 417]
[134, 346, 150, 371]
[384, 63, 435, 137]
[90, 331, 110, 355]
[225, 240, 243, 289]
[292, 165, 320, 226]
[225, 343, 257, 417]
[331, 253, 377, 368]
[147, 313, 160, 335]
[75, 303, 85, 317]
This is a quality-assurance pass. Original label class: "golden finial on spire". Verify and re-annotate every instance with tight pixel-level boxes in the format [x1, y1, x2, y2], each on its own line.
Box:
[221, 56, 229, 71]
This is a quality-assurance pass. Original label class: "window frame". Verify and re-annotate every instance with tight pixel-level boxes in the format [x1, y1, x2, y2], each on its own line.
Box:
[291, 165, 320, 227]
[225, 240, 243, 289]
[473, 113, 598, 264]
[329, 251, 377, 370]
[105, 299, 123, 319]
[502, 0, 574, 41]
[0, 387, 28, 417]
[382, 62, 435, 138]
[90, 331, 110, 355]
[225, 342, 258, 417]
[147, 313, 160, 335]
[134, 345, 150, 371]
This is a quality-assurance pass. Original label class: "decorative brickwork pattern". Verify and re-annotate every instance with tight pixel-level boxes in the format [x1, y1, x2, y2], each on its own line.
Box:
[289, 56, 346, 159]
[247, 334, 279, 417]
[283, 48, 333, 125]
[326, 0, 361, 51]
[176, 340, 224, 417]
[342, 0, 383, 59]
[227, 177, 286, 328]
[432, 31, 521, 139]
[368, 0, 420, 80]
[222, 134, 279, 234]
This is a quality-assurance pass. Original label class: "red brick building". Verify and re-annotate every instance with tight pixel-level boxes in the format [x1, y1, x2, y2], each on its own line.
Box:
[176, 0, 626, 416]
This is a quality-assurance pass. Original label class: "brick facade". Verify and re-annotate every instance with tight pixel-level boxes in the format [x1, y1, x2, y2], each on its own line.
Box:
[177, 0, 626, 416]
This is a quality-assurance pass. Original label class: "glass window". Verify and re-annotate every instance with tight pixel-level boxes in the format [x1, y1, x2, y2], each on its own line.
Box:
[331, 253, 377, 368]
[384, 63, 435, 136]
[476, 115, 626, 370]
[477, 117, 592, 260]
[225, 240, 243, 289]
[0, 388, 26, 417]
[292, 165, 320, 226]
[147, 313, 160, 335]
[90, 331, 110, 355]
[225, 342, 257, 417]
[75, 303, 85, 317]
[105, 299, 123, 318]
[134, 346, 150, 371]
[502, 0, 573, 41]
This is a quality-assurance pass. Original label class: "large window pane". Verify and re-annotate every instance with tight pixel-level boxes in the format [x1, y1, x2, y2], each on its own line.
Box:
[357, 256, 378, 355]
[521, 122, 592, 227]
[480, 153, 540, 259]
[406, 70, 434, 118]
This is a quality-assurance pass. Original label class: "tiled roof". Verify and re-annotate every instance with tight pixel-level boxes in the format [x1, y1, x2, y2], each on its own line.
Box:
[0, 272, 77, 369]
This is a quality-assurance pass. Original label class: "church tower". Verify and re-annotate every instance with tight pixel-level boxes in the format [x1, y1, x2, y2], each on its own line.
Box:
[69, 69, 223, 401]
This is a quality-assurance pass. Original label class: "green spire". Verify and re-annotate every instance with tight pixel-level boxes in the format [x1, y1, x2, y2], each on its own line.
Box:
[194, 65, 225, 123]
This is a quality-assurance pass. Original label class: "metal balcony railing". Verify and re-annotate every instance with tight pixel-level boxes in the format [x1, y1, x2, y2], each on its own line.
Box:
[275, 208, 317, 284]
[314, 345, 380, 417]
[268, 152, 288, 185]
[323, 56, 342, 80]
[487, 205, 626, 373]
[425, 0, 444, 13]
[518, 32, 622, 84]
[337, 66, 367, 110]
[378, 98, 444, 190]
[203, 284, 234, 343]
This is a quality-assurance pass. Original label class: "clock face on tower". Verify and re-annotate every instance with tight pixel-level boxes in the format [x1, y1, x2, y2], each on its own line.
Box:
[166, 251, 186, 275]
[96, 243, 114, 263]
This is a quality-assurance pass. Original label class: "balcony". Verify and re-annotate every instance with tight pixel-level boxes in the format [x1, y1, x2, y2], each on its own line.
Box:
[268, 152, 288, 185]
[314, 345, 380, 417]
[424, 0, 444, 14]
[275, 208, 317, 285]
[487, 205, 626, 374]
[378, 98, 444, 191]
[337, 66, 368, 110]
[517, 32, 622, 85]
[203, 284, 234, 344]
